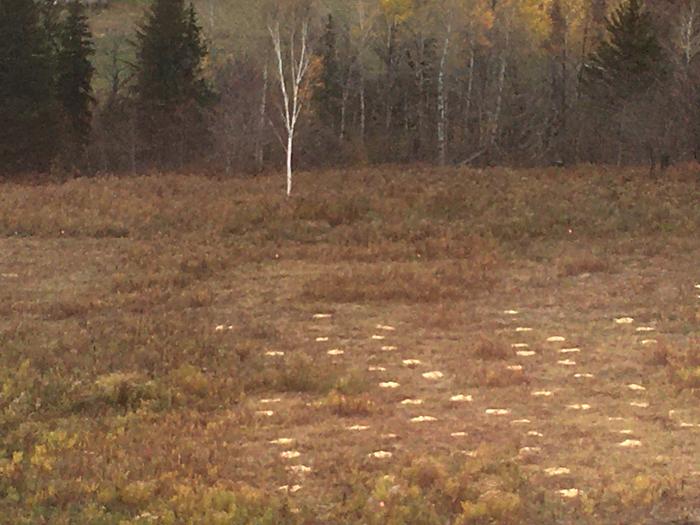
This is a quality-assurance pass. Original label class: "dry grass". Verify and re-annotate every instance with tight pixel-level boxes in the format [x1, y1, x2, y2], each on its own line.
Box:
[556, 250, 614, 277]
[1, 165, 698, 247]
[1, 165, 700, 523]
[467, 363, 531, 388]
[472, 336, 512, 361]
[666, 339, 700, 392]
[302, 258, 499, 303]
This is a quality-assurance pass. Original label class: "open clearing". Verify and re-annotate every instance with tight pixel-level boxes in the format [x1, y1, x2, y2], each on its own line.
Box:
[1, 166, 700, 524]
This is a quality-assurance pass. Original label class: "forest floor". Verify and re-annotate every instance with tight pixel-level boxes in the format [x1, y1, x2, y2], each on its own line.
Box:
[1, 165, 700, 524]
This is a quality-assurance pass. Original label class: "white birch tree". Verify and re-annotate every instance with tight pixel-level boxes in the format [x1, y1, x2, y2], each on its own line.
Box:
[268, 18, 312, 196]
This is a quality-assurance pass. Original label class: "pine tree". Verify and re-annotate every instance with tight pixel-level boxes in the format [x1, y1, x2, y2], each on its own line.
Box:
[135, 0, 213, 167]
[57, 0, 95, 162]
[0, 0, 58, 171]
[314, 14, 342, 132]
[584, 0, 665, 103]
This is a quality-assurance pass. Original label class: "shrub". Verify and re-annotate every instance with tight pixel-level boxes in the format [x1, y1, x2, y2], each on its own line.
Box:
[472, 337, 511, 361]
[321, 391, 375, 417]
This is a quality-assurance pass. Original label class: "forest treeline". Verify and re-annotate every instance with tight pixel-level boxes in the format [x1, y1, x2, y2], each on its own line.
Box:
[1, 0, 698, 175]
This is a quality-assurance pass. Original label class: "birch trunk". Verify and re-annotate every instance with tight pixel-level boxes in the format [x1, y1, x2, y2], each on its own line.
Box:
[385, 21, 395, 131]
[490, 52, 507, 150]
[437, 27, 451, 166]
[417, 34, 425, 153]
[680, 3, 699, 70]
[286, 132, 293, 195]
[489, 16, 511, 154]
[464, 43, 475, 138]
[576, 16, 589, 100]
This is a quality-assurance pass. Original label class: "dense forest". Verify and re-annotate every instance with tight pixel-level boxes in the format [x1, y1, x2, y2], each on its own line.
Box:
[1, 0, 698, 177]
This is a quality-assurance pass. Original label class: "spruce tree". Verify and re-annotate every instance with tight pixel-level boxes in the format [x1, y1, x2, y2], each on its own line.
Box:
[314, 14, 342, 132]
[0, 0, 58, 171]
[183, 3, 211, 105]
[56, 0, 95, 162]
[584, 0, 665, 103]
[135, 0, 213, 167]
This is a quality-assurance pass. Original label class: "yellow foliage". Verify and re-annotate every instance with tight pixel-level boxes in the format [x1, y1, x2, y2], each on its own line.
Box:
[675, 366, 700, 388]
[97, 485, 119, 505]
[121, 480, 157, 507]
[371, 474, 399, 503]
[170, 364, 209, 397]
[30, 444, 53, 472]
[459, 490, 521, 523]
[321, 390, 375, 416]
[610, 475, 670, 508]
[44, 429, 78, 450]
[459, 500, 489, 522]
[380, 0, 414, 23]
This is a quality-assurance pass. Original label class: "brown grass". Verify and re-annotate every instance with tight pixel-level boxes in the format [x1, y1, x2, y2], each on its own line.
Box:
[301, 258, 499, 303]
[472, 336, 512, 361]
[1, 165, 700, 524]
[464, 363, 530, 388]
[556, 250, 613, 277]
[666, 339, 700, 392]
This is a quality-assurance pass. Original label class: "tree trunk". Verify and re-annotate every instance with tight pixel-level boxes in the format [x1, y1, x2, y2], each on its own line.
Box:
[255, 65, 268, 173]
[488, 15, 512, 160]
[438, 29, 451, 166]
[360, 77, 366, 143]
[286, 132, 293, 196]
[490, 52, 507, 151]
[208, 0, 215, 33]
[464, 43, 475, 141]
[340, 83, 349, 141]
[416, 34, 426, 157]
[576, 15, 589, 101]
[385, 21, 395, 131]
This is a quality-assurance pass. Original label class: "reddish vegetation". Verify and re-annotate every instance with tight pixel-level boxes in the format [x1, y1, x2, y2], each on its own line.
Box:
[0, 166, 699, 523]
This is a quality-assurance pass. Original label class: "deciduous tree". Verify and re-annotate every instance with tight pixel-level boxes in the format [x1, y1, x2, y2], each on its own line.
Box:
[268, 14, 314, 195]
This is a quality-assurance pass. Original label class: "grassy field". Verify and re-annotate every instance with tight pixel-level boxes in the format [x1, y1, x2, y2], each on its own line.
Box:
[1, 165, 700, 524]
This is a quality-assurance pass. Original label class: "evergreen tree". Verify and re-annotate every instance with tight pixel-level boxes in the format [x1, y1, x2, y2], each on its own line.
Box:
[590, 0, 608, 46]
[547, 0, 568, 142]
[183, 3, 211, 105]
[40, 0, 62, 54]
[135, 0, 213, 167]
[314, 14, 342, 132]
[0, 0, 58, 171]
[56, 0, 96, 162]
[584, 0, 665, 103]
